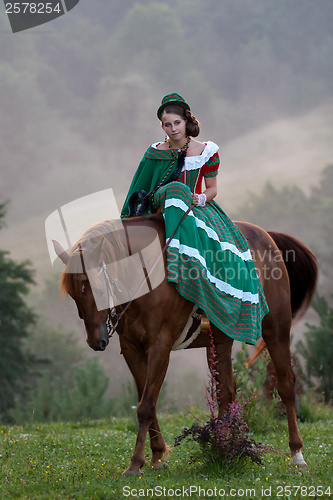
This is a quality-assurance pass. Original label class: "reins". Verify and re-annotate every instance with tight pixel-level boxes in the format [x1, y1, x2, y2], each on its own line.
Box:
[105, 203, 195, 338]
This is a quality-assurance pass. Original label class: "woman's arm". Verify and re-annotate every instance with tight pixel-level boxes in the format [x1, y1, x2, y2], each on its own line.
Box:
[192, 176, 217, 206]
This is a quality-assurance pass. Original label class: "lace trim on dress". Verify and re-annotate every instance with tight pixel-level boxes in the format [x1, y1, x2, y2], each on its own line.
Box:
[184, 141, 219, 171]
[150, 141, 219, 172]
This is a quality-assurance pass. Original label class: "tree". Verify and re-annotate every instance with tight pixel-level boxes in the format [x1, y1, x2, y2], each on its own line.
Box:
[0, 202, 36, 419]
[234, 164, 333, 295]
[9, 321, 92, 423]
[296, 294, 333, 403]
[309, 164, 333, 270]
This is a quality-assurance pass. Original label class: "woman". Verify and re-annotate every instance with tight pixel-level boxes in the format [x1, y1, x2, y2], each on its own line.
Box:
[121, 93, 268, 344]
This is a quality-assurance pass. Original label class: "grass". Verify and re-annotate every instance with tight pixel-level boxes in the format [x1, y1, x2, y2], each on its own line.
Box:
[0, 406, 332, 499]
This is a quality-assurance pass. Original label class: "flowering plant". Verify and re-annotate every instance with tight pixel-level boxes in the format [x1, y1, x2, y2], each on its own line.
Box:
[174, 328, 275, 467]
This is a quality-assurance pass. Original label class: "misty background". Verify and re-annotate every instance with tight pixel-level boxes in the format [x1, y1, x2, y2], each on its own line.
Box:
[1, 0, 333, 408]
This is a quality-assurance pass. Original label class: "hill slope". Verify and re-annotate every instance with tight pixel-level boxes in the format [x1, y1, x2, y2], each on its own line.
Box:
[3, 104, 333, 276]
[2, 106, 330, 396]
[217, 103, 333, 213]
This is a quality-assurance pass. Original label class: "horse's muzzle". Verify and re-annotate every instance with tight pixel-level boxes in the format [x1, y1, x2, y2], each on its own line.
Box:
[86, 322, 110, 351]
[86, 337, 109, 351]
[98, 338, 109, 351]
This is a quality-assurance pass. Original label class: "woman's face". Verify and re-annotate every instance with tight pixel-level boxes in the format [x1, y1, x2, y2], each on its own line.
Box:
[161, 112, 187, 142]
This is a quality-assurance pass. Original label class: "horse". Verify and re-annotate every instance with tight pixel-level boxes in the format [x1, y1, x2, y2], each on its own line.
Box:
[53, 213, 317, 476]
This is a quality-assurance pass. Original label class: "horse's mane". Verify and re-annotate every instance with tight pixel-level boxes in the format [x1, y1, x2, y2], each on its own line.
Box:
[60, 219, 127, 297]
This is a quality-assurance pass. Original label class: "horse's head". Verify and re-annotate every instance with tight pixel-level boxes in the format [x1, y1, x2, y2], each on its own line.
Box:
[53, 218, 165, 352]
[53, 239, 110, 351]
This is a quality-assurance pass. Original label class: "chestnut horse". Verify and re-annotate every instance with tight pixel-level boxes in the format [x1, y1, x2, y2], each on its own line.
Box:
[54, 213, 317, 476]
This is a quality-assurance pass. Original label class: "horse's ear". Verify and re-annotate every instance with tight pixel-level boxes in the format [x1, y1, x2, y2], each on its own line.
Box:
[52, 239, 69, 265]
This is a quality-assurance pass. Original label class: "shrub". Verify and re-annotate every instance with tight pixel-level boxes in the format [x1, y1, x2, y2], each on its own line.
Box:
[174, 396, 274, 467]
[174, 328, 275, 467]
[296, 293, 333, 403]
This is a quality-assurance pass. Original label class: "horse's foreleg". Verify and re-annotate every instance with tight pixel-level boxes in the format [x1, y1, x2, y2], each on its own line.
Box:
[142, 347, 171, 470]
[263, 320, 306, 469]
[148, 415, 168, 470]
[207, 328, 235, 416]
[120, 342, 148, 476]
[122, 343, 170, 476]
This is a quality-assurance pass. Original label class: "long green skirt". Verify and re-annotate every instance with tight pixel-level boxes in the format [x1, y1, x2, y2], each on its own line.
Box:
[154, 182, 269, 344]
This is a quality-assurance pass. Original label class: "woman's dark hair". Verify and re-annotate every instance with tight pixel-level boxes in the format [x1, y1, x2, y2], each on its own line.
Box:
[161, 104, 200, 137]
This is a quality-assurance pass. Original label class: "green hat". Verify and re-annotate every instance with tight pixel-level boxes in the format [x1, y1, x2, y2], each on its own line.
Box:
[157, 93, 190, 119]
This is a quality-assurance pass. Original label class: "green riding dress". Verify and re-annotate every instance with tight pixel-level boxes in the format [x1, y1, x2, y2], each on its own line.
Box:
[121, 141, 269, 344]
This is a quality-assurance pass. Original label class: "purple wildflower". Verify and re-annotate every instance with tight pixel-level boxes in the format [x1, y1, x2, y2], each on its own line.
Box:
[174, 327, 275, 467]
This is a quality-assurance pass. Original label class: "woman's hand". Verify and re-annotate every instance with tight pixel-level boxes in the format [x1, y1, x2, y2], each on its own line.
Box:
[192, 193, 199, 205]
[192, 193, 207, 207]
[192, 178, 217, 207]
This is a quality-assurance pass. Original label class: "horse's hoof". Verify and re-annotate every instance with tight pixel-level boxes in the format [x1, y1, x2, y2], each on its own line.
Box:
[122, 466, 143, 477]
[289, 450, 307, 470]
[149, 459, 168, 471]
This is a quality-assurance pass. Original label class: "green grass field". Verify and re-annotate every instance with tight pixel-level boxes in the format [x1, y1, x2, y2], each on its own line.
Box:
[0, 407, 332, 499]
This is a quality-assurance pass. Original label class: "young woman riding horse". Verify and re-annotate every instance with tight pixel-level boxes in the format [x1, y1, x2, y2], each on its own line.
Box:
[55, 93, 317, 476]
[121, 93, 269, 346]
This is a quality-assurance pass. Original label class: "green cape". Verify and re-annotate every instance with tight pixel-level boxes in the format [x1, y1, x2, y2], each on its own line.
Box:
[121, 146, 179, 218]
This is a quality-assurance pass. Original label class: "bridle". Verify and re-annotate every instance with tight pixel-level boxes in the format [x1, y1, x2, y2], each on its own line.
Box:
[98, 260, 121, 339]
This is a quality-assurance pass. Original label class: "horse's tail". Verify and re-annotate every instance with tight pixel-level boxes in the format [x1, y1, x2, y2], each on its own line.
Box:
[268, 231, 318, 319]
[245, 337, 267, 366]
[247, 231, 318, 365]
